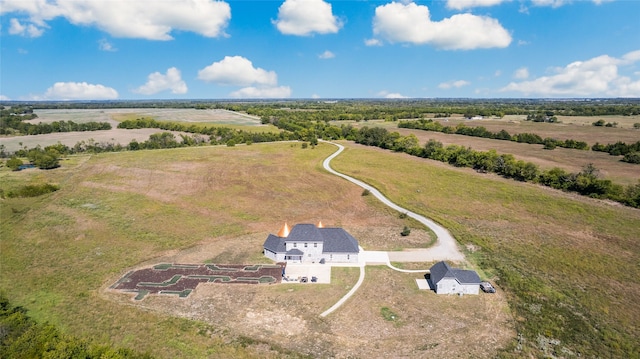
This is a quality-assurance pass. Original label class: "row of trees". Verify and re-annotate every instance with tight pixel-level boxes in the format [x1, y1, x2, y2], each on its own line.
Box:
[1, 107, 111, 135]
[117, 118, 294, 145]
[398, 119, 590, 150]
[591, 141, 640, 164]
[353, 126, 640, 207]
[591, 141, 640, 156]
[0, 295, 152, 358]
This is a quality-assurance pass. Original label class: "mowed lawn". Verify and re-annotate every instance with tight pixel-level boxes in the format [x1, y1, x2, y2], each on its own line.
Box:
[1, 141, 638, 358]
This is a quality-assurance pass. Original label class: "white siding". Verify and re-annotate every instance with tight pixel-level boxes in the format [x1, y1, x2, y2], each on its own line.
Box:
[436, 278, 479, 295]
[323, 253, 359, 263]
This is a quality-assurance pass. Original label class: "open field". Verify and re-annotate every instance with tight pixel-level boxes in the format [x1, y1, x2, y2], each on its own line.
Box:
[331, 142, 640, 358]
[0, 108, 277, 153]
[1, 141, 638, 358]
[427, 114, 640, 143]
[32, 108, 262, 125]
[1, 142, 509, 358]
[355, 118, 640, 186]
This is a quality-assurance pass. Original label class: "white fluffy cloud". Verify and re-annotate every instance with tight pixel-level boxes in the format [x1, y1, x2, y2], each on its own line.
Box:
[438, 80, 471, 89]
[230, 86, 292, 99]
[530, 0, 611, 8]
[273, 0, 342, 36]
[513, 67, 529, 79]
[385, 93, 408, 99]
[372, 2, 511, 50]
[198, 56, 277, 86]
[44, 82, 118, 100]
[446, 0, 509, 10]
[377, 91, 407, 98]
[501, 50, 640, 97]
[364, 38, 383, 47]
[98, 39, 116, 52]
[1, 0, 230, 40]
[134, 67, 187, 95]
[198, 56, 291, 98]
[8, 18, 44, 37]
[318, 50, 335, 59]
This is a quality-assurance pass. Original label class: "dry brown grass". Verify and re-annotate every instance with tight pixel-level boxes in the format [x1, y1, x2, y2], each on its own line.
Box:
[359, 118, 640, 186]
[2, 142, 514, 358]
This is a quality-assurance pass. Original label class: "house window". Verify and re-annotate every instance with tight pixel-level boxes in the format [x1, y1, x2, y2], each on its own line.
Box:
[304, 243, 308, 248]
[293, 243, 297, 247]
[314, 243, 317, 248]
[347, 255, 350, 260]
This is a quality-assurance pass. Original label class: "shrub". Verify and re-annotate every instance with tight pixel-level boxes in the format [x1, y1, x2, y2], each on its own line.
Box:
[401, 226, 411, 236]
[6, 157, 23, 171]
[361, 189, 370, 196]
[622, 152, 640, 164]
[7, 183, 59, 198]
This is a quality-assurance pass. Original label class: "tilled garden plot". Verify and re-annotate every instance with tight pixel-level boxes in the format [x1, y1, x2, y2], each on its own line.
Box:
[111, 263, 284, 300]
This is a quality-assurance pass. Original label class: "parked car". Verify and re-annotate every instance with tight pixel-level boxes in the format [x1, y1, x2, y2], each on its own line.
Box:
[480, 281, 496, 293]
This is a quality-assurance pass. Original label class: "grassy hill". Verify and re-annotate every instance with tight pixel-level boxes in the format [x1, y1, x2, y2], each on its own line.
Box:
[1, 141, 638, 358]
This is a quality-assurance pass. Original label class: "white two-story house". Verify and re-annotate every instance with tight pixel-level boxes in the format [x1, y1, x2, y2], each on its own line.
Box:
[263, 223, 360, 264]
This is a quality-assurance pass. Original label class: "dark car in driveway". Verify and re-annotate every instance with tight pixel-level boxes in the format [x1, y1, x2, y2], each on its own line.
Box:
[480, 281, 496, 293]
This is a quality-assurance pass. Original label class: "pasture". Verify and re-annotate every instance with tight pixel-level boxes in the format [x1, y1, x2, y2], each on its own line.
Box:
[1, 139, 638, 358]
[357, 116, 640, 186]
[0, 108, 274, 153]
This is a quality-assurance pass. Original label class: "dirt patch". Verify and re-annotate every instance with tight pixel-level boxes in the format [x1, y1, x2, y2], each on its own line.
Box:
[108, 227, 514, 358]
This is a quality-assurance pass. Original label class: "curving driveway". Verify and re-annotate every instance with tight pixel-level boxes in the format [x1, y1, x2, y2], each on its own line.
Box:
[319, 141, 465, 317]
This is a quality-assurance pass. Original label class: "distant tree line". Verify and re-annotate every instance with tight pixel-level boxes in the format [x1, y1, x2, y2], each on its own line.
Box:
[0, 295, 153, 358]
[1, 106, 111, 135]
[352, 126, 640, 208]
[6, 98, 639, 116]
[118, 118, 294, 145]
[591, 141, 640, 164]
[398, 119, 590, 150]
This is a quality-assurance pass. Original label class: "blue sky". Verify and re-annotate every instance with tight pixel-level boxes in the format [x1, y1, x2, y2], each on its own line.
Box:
[1, 0, 639, 100]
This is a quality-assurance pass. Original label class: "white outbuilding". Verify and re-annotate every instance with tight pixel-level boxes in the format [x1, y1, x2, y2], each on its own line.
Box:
[429, 261, 481, 295]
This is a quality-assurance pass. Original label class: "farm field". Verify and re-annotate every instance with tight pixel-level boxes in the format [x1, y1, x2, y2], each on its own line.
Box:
[356, 117, 640, 186]
[31, 108, 262, 125]
[0, 108, 274, 153]
[1, 140, 638, 358]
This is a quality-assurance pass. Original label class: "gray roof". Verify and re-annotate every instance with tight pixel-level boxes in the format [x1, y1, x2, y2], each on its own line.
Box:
[263, 234, 285, 253]
[262, 224, 359, 254]
[319, 227, 359, 253]
[430, 261, 480, 285]
[286, 248, 304, 255]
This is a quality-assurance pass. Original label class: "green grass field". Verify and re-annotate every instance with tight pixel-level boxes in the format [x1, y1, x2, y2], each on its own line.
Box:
[331, 142, 640, 357]
[1, 141, 638, 358]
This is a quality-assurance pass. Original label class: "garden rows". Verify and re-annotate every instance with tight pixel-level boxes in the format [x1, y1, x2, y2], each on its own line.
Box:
[111, 263, 284, 300]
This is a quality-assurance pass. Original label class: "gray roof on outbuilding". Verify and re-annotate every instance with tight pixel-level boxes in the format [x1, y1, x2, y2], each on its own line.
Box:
[430, 261, 480, 285]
